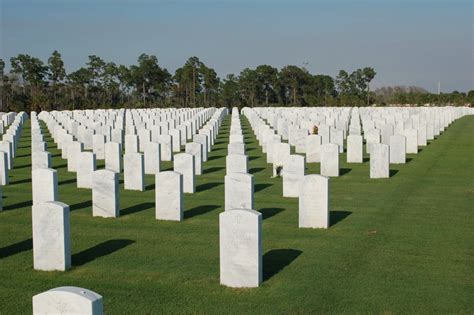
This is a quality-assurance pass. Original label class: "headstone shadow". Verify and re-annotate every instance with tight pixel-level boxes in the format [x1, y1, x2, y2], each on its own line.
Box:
[184, 204, 220, 219]
[330, 210, 352, 227]
[260, 207, 285, 220]
[204, 166, 225, 174]
[59, 178, 76, 185]
[196, 182, 223, 192]
[389, 169, 399, 177]
[70, 200, 92, 211]
[16, 154, 31, 158]
[0, 238, 32, 259]
[10, 178, 32, 185]
[340, 168, 352, 176]
[253, 184, 273, 192]
[3, 200, 33, 211]
[249, 167, 265, 174]
[255, 183, 273, 193]
[208, 155, 224, 161]
[263, 249, 302, 282]
[72, 239, 135, 266]
[14, 164, 32, 170]
[121, 202, 154, 216]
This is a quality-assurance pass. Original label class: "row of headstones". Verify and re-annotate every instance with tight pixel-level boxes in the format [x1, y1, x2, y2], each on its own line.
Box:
[221, 109, 330, 288]
[226, 107, 248, 174]
[254, 106, 469, 154]
[253, 108, 388, 180]
[0, 112, 28, 210]
[33, 107, 228, 218]
[31, 112, 56, 170]
[224, 108, 252, 210]
[36, 107, 222, 189]
[38, 108, 215, 164]
[38, 108, 209, 151]
[240, 108, 328, 198]
[260, 106, 471, 152]
[30, 109, 229, 272]
[244, 107, 471, 180]
[255, 106, 471, 139]
[30, 112, 74, 272]
[252, 108, 382, 196]
[0, 112, 17, 129]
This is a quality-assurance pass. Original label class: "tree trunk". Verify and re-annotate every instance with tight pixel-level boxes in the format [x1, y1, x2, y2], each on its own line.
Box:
[142, 81, 146, 107]
[72, 88, 75, 110]
[52, 81, 57, 110]
[192, 68, 196, 107]
[188, 87, 190, 107]
[0, 67, 3, 111]
[367, 83, 370, 106]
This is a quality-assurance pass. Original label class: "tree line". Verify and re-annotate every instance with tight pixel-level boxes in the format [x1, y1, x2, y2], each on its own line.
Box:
[0, 51, 471, 112]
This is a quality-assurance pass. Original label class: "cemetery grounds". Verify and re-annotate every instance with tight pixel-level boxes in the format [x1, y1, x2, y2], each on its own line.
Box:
[0, 114, 473, 313]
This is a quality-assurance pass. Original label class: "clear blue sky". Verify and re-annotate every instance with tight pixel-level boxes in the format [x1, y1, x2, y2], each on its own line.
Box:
[1, 0, 473, 92]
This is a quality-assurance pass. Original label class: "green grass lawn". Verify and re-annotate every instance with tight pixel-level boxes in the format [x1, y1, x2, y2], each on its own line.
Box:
[1, 114, 473, 313]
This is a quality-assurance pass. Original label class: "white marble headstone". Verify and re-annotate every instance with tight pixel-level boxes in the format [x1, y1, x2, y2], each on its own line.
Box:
[299, 174, 329, 229]
[389, 135, 406, 164]
[226, 154, 248, 175]
[305, 135, 322, 163]
[185, 142, 202, 175]
[320, 143, 339, 177]
[174, 153, 195, 193]
[32, 168, 58, 205]
[33, 286, 103, 315]
[77, 152, 96, 189]
[347, 135, 363, 163]
[370, 144, 390, 178]
[282, 154, 305, 197]
[219, 208, 262, 288]
[32, 201, 71, 271]
[92, 169, 119, 218]
[155, 171, 183, 221]
[225, 173, 253, 211]
[144, 142, 161, 175]
[124, 152, 144, 191]
[105, 142, 121, 173]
